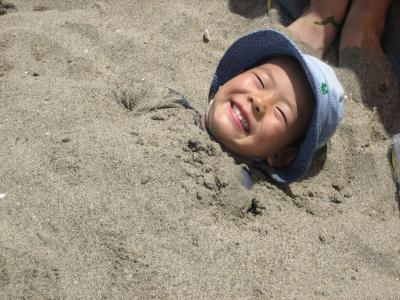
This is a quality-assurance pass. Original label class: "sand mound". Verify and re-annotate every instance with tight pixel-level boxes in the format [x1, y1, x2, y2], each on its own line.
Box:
[0, 1, 399, 298]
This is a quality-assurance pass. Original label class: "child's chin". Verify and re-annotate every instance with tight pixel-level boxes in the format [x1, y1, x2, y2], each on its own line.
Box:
[214, 127, 237, 144]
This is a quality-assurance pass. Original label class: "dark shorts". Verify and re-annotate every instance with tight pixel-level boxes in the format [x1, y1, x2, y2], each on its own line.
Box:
[277, 0, 400, 76]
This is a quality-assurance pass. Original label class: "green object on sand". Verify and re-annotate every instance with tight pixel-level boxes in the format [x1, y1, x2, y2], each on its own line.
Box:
[314, 16, 341, 27]
[390, 133, 400, 197]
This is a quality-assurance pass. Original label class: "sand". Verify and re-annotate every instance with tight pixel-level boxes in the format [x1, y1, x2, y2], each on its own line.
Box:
[0, 0, 399, 299]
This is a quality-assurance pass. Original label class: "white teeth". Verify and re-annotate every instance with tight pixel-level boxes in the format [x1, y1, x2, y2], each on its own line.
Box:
[232, 104, 249, 131]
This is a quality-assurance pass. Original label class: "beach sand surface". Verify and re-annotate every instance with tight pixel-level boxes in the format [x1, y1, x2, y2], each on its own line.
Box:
[0, 0, 399, 298]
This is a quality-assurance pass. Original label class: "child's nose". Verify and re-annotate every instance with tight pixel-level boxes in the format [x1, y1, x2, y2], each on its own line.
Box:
[249, 95, 268, 116]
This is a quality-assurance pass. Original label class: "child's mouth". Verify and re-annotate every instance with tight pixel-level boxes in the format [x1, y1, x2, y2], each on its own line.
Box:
[231, 101, 250, 133]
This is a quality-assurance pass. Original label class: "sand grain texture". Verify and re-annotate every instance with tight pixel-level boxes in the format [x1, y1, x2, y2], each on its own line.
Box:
[0, 1, 399, 299]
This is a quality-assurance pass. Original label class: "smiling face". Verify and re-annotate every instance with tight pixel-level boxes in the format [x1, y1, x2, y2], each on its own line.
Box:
[207, 55, 314, 167]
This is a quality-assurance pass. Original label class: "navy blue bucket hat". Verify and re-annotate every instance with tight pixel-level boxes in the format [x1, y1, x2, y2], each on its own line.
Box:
[208, 30, 344, 184]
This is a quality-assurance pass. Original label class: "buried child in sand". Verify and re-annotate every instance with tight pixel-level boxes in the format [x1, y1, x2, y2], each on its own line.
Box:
[205, 30, 344, 184]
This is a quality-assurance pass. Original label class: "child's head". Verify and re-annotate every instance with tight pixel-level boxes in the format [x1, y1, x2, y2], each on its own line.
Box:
[207, 55, 314, 166]
[206, 30, 344, 184]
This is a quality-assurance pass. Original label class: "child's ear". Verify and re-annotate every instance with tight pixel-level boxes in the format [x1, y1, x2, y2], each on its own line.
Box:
[266, 146, 298, 168]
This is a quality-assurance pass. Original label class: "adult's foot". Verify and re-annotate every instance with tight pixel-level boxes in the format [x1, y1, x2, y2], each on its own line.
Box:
[288, 0, 349, 57]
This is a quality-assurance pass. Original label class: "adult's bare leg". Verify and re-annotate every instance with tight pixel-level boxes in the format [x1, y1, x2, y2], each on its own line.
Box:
[288, 0, 349, 57]
[340, 0, 392, 51]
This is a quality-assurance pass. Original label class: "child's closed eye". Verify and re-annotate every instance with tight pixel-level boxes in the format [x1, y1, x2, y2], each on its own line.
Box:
[275, 106, 287, 126]
[254, 73, 265, 89]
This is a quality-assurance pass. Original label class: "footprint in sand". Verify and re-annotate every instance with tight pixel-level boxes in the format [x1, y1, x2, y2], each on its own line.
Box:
[114, 82, 195, 116]
[62, 22, 100, 42]
[0, 32, 15, 76]
[0, 1, 16, 16]
[0, 28, 104, 79]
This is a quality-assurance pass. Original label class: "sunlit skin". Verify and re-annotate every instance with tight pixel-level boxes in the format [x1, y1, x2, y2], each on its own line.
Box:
[288, 0, 392, 58]
[207, 56, 314, 167]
